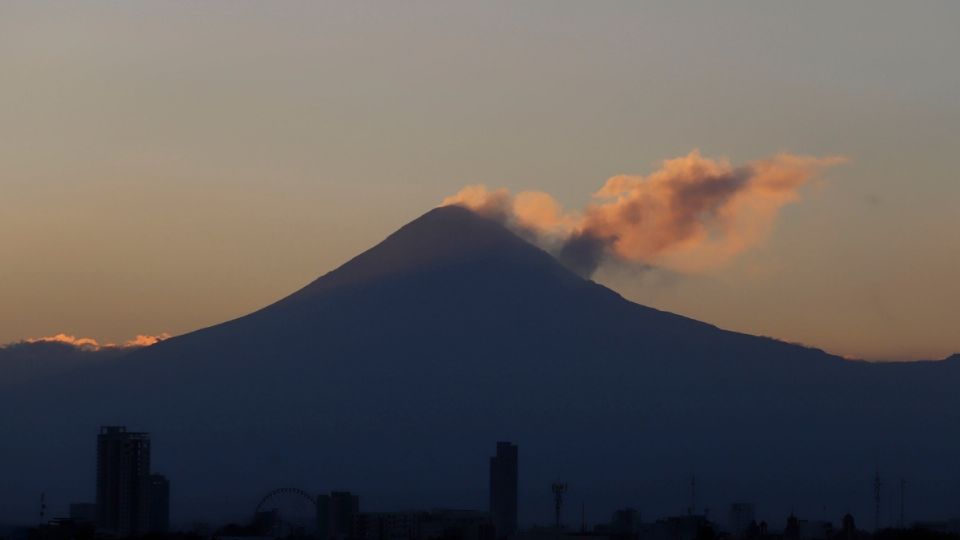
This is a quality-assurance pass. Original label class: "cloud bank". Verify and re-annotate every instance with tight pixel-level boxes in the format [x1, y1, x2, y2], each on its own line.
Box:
[1, 333, 170, 386]
[25, 332, 171, 351]
[442, 150, 845, 276]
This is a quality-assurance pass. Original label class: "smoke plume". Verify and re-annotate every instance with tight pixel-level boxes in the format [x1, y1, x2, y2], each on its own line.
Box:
[442, 150, 844, 276]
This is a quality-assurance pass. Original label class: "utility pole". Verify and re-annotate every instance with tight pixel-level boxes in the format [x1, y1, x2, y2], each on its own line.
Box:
[874, 469, 883, 532]
[39, 493, 46, 525]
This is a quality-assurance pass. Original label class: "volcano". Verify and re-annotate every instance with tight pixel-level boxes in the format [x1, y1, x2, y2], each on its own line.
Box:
[2, 205, 958, 526]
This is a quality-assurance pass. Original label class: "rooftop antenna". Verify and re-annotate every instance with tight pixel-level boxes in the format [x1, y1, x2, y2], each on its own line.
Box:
[552, 481, 568, 531]
[874, 468, 883, 532]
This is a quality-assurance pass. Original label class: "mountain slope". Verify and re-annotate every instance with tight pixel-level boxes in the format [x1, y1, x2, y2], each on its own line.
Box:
[1, 206, 957, 526]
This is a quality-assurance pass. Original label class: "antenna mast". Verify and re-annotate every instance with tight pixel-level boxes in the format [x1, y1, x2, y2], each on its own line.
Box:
[552, 482, 568, 531]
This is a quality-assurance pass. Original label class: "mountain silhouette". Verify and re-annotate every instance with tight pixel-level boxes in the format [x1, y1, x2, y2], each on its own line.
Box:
[1, 206, 958, 526]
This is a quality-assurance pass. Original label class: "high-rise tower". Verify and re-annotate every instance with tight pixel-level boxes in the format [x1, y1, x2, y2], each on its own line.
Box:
[489, 442, 518, 539]
[96, 426, 151, 537]
[149, 474, 170, 534]
[317, 491, 359, 540]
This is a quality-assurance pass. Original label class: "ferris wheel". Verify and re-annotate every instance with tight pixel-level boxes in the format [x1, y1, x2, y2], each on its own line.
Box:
[254, 487, 319, 537]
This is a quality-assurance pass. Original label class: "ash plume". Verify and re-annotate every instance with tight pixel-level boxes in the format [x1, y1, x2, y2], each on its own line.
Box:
[442, 150, 845, 276]
[558, 231, 612, 278]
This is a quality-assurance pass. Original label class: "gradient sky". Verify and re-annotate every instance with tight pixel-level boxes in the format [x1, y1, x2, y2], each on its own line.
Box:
[1, 2, 957, 360]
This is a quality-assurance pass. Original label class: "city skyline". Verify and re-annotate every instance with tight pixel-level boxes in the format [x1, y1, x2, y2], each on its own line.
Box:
[17, 431, 947, 539]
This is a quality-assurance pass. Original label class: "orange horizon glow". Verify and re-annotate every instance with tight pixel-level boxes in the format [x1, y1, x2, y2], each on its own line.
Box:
[2, 3, 956, 362]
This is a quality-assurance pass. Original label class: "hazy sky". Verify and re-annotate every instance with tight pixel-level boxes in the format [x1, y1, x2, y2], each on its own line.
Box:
[1, 2, 957, 360]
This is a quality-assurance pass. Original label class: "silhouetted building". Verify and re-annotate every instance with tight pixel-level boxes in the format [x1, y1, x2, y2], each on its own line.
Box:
[148, 474, 170, 534]
[785, 514, 800, 540]
[839, 514, 858, 540]
[729, 504, 755, 537]
[353, 512, 418, 540]
[318, 491, 359, 540]
[912, 520, 960, 535]
[352, 510, 492, 540]
[784, 514, 832, 540]
[610, 508, 642, 535]
[69, 503, 97, 524]
[418, 510, 494, 540]
[252, 509, 282, 536]
[490, 442, 518, 539]
[27, 518, 96, 540]
[645, 515, 714, 540]
[96, 426, 151, 537]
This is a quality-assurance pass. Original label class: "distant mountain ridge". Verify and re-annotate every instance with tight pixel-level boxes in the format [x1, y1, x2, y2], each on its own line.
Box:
[0, 341, 130, 387]
[1, 205, 958, 527]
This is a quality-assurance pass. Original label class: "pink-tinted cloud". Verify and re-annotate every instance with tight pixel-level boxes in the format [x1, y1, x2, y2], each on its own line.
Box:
[123, 333, 172, 347]
[442, 186, 574, 237]
[442, 150, 845, 275]
[25, 332, 171, 351]
[26, 334, 101, 351]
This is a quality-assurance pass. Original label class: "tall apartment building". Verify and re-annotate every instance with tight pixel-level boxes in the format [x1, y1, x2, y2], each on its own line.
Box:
[96, 426, 152, 537]
[149, 474, 170, 534]
[489, 442, 518, 539]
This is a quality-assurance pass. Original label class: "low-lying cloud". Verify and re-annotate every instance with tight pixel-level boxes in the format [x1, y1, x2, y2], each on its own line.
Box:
[25, 332, 171, 351]
[442, 150, 844, 276]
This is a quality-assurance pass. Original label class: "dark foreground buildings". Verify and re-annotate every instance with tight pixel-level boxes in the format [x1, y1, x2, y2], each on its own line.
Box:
[149, 475, 171, 534]
[352, 509, 493, 540]
[95, 426, 169, 537]
[489, 442, 518, 539]
[318, 492, 360, 540]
